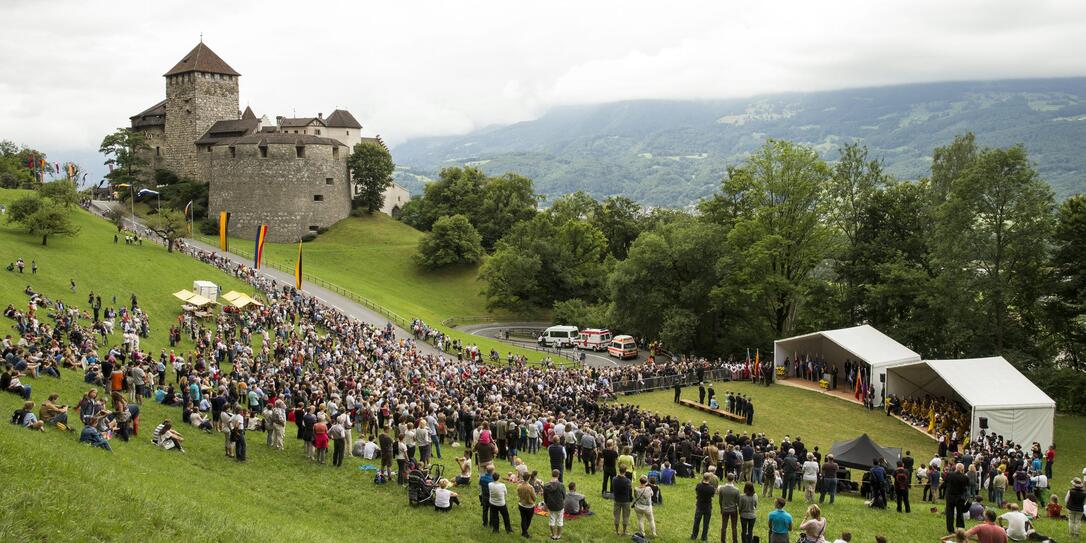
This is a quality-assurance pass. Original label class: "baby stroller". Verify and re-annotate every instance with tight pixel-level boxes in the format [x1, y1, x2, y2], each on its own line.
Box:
[407, 464, 444, 506]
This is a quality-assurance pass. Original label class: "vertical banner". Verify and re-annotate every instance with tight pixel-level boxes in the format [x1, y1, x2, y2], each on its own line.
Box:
[218, 211, 230, 251]
[254, 224, 268, 269]
[293, 241, 303, 289]
[183, 201, 193, 235]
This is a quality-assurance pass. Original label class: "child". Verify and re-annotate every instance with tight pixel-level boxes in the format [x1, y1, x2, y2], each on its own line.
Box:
[1046, 494, 1066, 519]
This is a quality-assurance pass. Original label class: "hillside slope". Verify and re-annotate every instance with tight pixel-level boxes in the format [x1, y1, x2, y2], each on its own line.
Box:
[393, 78, 1086, 205]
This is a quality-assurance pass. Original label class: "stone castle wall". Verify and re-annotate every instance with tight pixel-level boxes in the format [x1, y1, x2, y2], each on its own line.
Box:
[164, 72, 239, 180]
[133, 126, 166, 177]
[205, 142, 351, 242]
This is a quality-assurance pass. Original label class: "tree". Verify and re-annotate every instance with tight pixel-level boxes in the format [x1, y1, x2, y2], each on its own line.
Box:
[7, 195, 43, 225]
[414, 214, 484, 270]
[146, 209, 188, 253]
[23, 206, 78, 246]
[104, 206, 127, 232]
[475, 173, 538, 249]
[99, 128, 149, 186]
[1045, 194, 1086, 370]
[40, 180, 79, 208]
[709, 140, 834, 338]
[551, 298, 611, 329]
[593, 196, 643, 259]
[348, 141, 395, 213]
[0, 141, 44, 189]
[935, 144, 1056, 355]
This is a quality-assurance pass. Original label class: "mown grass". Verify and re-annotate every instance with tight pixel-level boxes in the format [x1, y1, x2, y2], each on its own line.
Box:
[2, 191, 1083, 542]
[200, 212, 556, 363]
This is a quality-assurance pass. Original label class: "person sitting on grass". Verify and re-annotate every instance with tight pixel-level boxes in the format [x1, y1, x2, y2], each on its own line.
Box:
[969, 496, 987, 520]
[564, 481, 589, 515]
[39, 393, 72, 430]
[152, 419, 185, 452]
[1046, 494, 1065, 519]
[660, 462, 676, 485]
[1022, 493, 1039, 519]
[79, 419, 112, 452]
[434, 479, 460, 512]
[13, 400, 45, 431]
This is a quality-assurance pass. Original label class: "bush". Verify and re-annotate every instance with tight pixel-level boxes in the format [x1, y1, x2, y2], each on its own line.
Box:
[301, 232, 318, 242]
[552, 298, 611, 329]
[414, 214, 484, 270]
[199, 219, 218, 236]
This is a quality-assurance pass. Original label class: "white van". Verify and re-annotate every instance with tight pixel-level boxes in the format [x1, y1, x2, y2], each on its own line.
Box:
[538, 325, 579, 348]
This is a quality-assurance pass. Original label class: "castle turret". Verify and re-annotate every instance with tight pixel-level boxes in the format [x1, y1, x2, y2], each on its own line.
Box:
[163, 42, 240, 180]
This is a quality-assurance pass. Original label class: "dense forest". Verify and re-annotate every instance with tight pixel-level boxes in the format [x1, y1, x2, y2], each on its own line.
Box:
[403, 133, 1086, 412]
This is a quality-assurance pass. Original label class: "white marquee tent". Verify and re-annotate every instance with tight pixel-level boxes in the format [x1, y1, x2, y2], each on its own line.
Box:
[885, 357, 1055, 447]
[774, 325, 921, 406]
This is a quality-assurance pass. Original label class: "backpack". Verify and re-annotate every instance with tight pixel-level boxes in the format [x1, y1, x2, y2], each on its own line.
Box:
[10, 409, 25, 425]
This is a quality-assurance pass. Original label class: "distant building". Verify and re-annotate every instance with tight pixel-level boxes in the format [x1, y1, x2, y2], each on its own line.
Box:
[127, 41, 395, 242]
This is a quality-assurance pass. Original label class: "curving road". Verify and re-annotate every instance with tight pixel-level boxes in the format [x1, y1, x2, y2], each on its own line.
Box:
[455, 321, 651, 369]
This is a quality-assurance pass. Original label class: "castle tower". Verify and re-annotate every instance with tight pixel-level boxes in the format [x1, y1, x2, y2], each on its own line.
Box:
[163, 42, 240, 180]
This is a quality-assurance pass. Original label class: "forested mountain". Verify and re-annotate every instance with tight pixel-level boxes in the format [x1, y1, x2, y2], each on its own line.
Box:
[392, 78, 1086, 205]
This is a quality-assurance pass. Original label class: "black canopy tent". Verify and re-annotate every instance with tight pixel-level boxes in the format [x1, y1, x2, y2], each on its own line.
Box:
[828, 433, 901, 470]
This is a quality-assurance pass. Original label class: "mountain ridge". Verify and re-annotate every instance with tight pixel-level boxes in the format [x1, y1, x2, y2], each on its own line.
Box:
[392, 77, 1086, 205]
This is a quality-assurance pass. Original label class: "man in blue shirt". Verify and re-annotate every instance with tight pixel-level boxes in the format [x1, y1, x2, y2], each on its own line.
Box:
[767, 498, 792, 543]
[479, 465, 495, 527]
[870, 458, 887, 508]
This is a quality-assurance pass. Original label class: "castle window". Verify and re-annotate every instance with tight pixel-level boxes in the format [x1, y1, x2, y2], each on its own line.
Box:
[229, 146, 236, 158]
[316, 129, 321, 135]
[259, 146, 268, 158]
[309, 225, 319, 232]
[325, 178, 334, 185]
[346, 130, 350, 136]
[155, 146, 160, 157]
[296, 146, 306, 159]
[206, 146, 212, 153]
[332, 147, 339, 159]
[313, 195, 324, 202]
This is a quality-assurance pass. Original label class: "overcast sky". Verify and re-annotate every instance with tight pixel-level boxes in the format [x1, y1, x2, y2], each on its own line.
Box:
[2, 0, 1085, 179]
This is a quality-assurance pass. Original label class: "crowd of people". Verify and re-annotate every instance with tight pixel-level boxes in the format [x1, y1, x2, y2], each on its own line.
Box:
[2, 235, 1081, 542]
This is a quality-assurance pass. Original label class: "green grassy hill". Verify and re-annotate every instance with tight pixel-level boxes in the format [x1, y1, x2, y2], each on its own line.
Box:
[2, 192, 1084, 542]
[200, 212, 556, 363]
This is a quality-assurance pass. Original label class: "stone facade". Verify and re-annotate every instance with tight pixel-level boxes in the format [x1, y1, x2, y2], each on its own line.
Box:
[136, 126, 167, 175]
[164, 72, 239, 179]
[204, 140, 351, 242]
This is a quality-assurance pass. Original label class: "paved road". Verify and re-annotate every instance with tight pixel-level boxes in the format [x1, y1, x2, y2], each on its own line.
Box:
[87, 200, 442, 358]
[456, 321, 651, 369]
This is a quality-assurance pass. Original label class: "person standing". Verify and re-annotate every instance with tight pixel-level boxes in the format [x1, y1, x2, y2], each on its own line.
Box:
[767, 498, 793, 543]
[548, 439, 567, 482]
[479, 465, 495, 527]
[699, 382, 706, 404]
[691, 473, 715, 541]
[489, 473, 513, 533]
[802, 453, 820, 503]
[894, 460, 911, 513]
[944, 463, 971, 534]
[633, 475, 657, 538]
[781, 449, 798, 502]
[613, 467, 633, 536]
[543, 469, 567, 541]
[674, 378, 683, 403]
[330, 416, 346, 467]
[1066, 477, 1086, 539]
[516, 476, 538, 538]
[718, 472, 741, 543]
[820, 454, 838, 505]
[602, 439, 619, 495]
[1044, 445, 1055, 480]
[739, 482, 758, 543]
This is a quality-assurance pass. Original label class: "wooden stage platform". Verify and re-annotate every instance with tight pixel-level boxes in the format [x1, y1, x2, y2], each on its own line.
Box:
[678, 399, 746, 423]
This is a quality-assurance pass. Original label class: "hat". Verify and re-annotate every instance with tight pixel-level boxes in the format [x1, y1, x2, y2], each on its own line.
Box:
[1073, 478, 1083, 489]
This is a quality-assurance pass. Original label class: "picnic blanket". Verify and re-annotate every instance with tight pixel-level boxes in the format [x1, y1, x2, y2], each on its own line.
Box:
[357, 464, 378, 471]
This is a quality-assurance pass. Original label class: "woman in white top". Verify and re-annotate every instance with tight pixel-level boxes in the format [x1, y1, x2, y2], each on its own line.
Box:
[802, 453, 821, 503]
[798, 504, 827, 543]
[488, 473, 513, 532]
[633, 475, 657, 537]
[405, 423, 417, 461]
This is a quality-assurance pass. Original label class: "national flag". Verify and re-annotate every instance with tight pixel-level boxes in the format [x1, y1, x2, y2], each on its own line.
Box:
[293, 241, 303, 289]
[754, 349, 760, 375]
[254, 224, 268, 269]
[40, 159, 46, 171]
[218, 211, 230, 251]
[67, 163, 75, 178]
[27, 155, 34, 169]
[854, 368, 864, 400]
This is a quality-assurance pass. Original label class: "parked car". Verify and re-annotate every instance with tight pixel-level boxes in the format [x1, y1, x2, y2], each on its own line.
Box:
[538, 325, 579, 348]
[576, 328, 612, 351]
[607, 335, 639, 359]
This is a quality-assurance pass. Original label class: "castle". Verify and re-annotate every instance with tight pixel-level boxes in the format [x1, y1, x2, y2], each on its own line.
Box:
[128, 41, 408, 242]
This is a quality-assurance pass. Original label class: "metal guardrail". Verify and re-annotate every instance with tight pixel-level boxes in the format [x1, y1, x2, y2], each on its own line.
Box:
[441, 315, 497, 327]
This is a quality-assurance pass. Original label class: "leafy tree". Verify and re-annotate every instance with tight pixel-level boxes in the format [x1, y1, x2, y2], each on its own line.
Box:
[547, 191, 599, 223]
[710, 139, 834, 337]
[7, 195, 43, 224]
[414, 214, 484, 270]
[146, 209, 187, 253]
[0, 141, 45, 189]
[1045, 194, 1086, 370]
[40, 180, 79, 208]
[480, 213, 608, 313]
[21, 204, 78, 246]
[551, 298, 611, 329]
[99, 128, 149, 186]
[400, 167, 487, 231]
[476, 173, 538, 249]
[348, 141, 395, 213]
[593, 196, 642, 259]
[934, 144, 1056, 355]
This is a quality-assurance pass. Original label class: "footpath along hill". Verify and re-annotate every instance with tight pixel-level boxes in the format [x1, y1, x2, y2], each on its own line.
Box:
[1, 192, 1084, 542]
